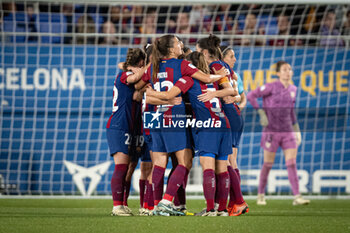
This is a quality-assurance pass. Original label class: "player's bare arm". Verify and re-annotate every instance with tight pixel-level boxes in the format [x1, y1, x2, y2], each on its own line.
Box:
[238, 92, 247, 109]
[192, 66, 227, 84]
[198, 81, 236, 102]
[146, 94, 182, 106]
[126, 66, 148, 84]
[146, 85, 181, 101]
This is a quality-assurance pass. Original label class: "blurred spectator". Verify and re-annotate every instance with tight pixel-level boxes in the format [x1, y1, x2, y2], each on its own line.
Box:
[240, 4, 262, 16]
[26, 4, 38, 42]
[63, 4, 74, 44]
[109, 5, 121, 31]
[269, 14, 303, 46]
[302, 6, 328, 45]
[99, 20, 118, 45]
[319, 10, 344, 46]
[173, 12, 198, 45]
[120, 5, 133, 44]
[177, 12, 191, 34]
[189, 5, 205, 26]
[213, 4, 235, 36]
[2, 2, 16, 17]
[137, 7, 158, 45]
[341, 10, 350, 36]
[133, 5, 143, 26]
[76, 15, 96, 44]
[241, 13, 265, 46]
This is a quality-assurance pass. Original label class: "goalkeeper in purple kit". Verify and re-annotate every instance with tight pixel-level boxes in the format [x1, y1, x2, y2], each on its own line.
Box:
[247, 61, 310, 206]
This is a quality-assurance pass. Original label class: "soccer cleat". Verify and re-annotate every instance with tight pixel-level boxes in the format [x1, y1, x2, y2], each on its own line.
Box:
[123, 205, 133, 215]
[217, 209, 229, 216]
[257, 193, 267, 205]
[139, 208, 150, 216]
[194, 208, 207, 216]
[111, 205, 132, 216]
[157, 201, 185, 216]
[151, 206, 170, 216]
[175, 206, 194, 216]
[230, 202, 249, 216]
[293, 195, 310, 206]
[199, 209, 217, 217]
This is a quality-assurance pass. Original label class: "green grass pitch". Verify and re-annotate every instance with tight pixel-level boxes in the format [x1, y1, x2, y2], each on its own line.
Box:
[0, 198, 349, 233]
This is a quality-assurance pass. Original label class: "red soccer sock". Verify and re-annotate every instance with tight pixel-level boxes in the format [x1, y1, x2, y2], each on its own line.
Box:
[164, 165, 188, 202]
[228, 165, 244, 205]
[147, 182, 154, 209]
[139, 179, 146, 208]
[152, 165, 165, 205]
[111, 164, 128, 207]
[217, 171, 229, 212]
[203, 169, 216, 211]
[123, 181, 131, 206]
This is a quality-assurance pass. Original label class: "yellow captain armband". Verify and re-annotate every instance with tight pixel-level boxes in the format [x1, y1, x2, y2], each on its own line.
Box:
[217, 77, 229, 85]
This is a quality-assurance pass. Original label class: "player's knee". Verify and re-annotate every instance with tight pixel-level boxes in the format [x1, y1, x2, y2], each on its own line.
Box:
[286, 158, 296, 167]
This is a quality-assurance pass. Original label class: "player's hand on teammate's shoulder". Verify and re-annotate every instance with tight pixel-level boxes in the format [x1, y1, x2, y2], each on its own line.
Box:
[198, 89, 216, 102]
[212, 66, 228, 77]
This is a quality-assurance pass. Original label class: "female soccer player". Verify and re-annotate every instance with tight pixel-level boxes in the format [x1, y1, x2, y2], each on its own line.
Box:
[247, 60, 310, 206]
[140, 35, 228, 216]
[147, 51, 233, 216]
[220, 45, 249, 216]
[106, 48, 147, 216]
[195, 35, 248, 215]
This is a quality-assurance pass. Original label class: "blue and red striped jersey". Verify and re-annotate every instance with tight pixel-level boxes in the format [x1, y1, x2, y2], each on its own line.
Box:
[106, 71, 135, 131]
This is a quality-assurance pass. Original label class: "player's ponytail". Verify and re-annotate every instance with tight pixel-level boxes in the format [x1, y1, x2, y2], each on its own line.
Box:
[143, 43, 153, 65]
[151, 35, 176, 83]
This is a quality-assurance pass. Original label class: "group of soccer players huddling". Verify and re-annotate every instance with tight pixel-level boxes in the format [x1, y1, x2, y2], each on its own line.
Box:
[106, 33, 309, 217]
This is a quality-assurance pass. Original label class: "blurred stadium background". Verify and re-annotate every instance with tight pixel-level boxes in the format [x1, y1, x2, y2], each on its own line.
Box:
[0, 0, 349, 199]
